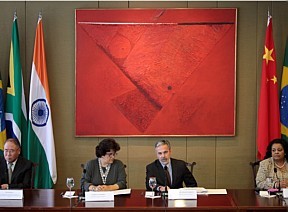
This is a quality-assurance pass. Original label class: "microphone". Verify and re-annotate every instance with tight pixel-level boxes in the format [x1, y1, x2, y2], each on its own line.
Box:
[274, 168, 281, 192]
[163, 166, 168, 196]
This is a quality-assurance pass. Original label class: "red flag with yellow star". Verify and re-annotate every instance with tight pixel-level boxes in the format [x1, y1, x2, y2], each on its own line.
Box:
[257, 13, 281, 160]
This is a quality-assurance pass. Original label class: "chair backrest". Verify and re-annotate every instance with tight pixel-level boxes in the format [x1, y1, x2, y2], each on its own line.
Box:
[186, 161, 197, 174]
[79, 163, 86, 196]
[31, 163, 38, 189]
[80, 163, 86, 184]
[249, 161, 261, 188]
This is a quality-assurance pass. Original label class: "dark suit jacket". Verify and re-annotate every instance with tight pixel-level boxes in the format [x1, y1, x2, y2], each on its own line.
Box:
[146, 158, 197, 190]
[0, 156, 33, 189]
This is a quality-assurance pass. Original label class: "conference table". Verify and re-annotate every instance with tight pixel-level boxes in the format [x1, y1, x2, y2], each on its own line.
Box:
[0, 189, 287, 211]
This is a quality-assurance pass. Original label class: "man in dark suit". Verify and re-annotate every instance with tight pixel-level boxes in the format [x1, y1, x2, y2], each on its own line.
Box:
[146, 139, 197, 192]
[0, 138, 33, 189]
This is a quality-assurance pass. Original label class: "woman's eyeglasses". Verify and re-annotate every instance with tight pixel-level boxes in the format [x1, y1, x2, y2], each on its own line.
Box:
[106, 152, 117, 157]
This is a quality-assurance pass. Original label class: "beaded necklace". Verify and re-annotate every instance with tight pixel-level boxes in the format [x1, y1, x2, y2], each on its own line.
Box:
[98, 158, 111, 184]
[275, 160, 286, 169]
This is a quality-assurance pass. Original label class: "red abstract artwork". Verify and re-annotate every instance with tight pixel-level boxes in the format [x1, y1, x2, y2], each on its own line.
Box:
[75, 9, 237, 136]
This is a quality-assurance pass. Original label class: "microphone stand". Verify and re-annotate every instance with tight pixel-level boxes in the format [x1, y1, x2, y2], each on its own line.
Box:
[162, 167, 168, 210]
[163, 168, 167, 199]
[274, 167, 282, 199]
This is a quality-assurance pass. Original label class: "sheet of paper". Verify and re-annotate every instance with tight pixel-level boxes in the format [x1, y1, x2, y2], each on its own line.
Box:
[259, 191, 276, 198]
[63, 191, 78, 198]
[145, 191, 161, 199]
[182, 187, 207, 194]
[282, 188, 288, 198]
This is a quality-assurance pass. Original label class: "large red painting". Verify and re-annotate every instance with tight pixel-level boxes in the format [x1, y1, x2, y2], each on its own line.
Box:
[75, 9, 237, 136]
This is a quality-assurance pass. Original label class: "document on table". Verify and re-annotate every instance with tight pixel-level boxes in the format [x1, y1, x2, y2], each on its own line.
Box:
[145, 191, 161, 199]
[259, 191, 276, 198]
[63, 191, 78, 198]
[181, 187, 207, 194]
[182, 187, 227, 195]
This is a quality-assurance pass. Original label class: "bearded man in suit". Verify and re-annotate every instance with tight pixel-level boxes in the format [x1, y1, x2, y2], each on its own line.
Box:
[146, 139, 197, 192]
[0, 138, 33, 189]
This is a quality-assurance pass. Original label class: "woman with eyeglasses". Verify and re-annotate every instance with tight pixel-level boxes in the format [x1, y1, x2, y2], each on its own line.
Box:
[82, 138, 127, 191]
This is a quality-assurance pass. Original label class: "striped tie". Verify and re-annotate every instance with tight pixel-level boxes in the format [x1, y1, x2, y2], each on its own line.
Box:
[164, 166, 171, 187]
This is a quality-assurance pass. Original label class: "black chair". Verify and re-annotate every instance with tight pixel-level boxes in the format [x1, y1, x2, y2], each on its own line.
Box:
[186, 161, 196, 174]
[249, 161, 261, 188]
[80, 164, 86, 195]
[31, 163, 38, 189]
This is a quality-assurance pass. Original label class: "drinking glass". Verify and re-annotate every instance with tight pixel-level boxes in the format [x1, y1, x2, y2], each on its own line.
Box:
[66, 177, 75, 196]
[149, 177, 157, 193]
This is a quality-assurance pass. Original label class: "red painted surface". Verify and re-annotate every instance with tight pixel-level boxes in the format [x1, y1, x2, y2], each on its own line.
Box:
[75, 9, 237, 136]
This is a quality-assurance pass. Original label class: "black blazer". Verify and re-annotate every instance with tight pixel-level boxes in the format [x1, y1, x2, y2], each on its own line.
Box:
[0, 156, 33, 189]
[145, 158, 197, 190]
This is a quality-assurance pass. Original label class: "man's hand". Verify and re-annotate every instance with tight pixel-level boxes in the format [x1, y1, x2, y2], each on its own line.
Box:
[1, 184, 9, 189]
[158, 186, 170, 192]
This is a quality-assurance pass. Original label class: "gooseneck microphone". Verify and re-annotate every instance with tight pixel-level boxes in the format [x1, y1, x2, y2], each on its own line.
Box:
[163, 166, 167, 198]
[274, 167, 281, 191]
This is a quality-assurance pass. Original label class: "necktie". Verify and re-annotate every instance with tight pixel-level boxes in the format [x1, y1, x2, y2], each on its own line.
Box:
[8, 163, 13, 184]
[164, 166, 171, 187]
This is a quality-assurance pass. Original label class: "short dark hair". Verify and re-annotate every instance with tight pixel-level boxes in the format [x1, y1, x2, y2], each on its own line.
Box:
[4, 138, 21, 149]
[264, 138, 288, 160]
[95, 138, 120, 158]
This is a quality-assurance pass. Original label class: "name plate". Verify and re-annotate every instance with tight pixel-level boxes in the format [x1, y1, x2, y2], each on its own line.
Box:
[0, 199, 23, 207]
[283, 188, 288, 198]
[85, 191, 114, 202]
[168, 199, 197, 207]
[85, 201, 114, 208]
[168, 189, 197, 200]
[0, 190, 23, 199]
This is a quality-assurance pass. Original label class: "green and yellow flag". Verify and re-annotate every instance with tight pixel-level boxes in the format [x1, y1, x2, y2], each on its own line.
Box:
[5, 12, 28, 155]
[280, 39, 288, 141]
[0, 72, 7, 155]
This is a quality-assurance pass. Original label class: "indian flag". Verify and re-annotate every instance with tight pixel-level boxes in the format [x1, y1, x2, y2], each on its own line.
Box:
[27, 14, 57, 188]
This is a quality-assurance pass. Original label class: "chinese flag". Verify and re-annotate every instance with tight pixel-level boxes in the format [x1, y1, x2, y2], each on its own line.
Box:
[257, 13, 281, 160]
